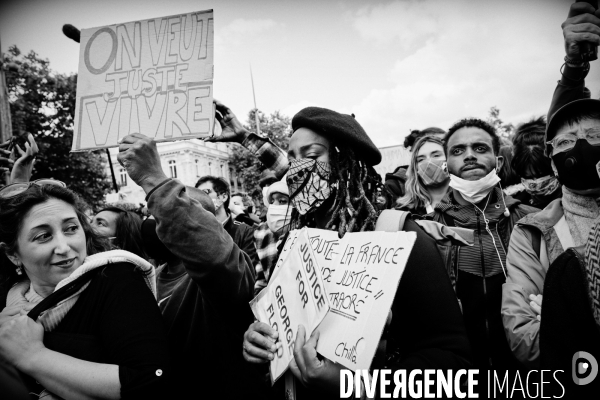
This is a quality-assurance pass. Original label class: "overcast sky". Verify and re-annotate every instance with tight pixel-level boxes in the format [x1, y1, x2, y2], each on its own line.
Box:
[1, 0, 598, 147]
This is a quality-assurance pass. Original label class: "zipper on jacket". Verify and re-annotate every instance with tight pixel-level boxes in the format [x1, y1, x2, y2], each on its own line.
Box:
[476, 211, 492, 367]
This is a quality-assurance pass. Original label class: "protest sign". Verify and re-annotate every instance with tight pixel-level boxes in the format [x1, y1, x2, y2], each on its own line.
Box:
[306, 228, 341, 285]
[250, 229, 330, 383]
[316, 231, 416, 370]
[72, 10, 214, 151]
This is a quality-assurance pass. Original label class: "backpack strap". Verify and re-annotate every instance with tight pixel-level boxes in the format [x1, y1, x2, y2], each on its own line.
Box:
[27, 268, 100, 322]
[375, 210, 411, 232]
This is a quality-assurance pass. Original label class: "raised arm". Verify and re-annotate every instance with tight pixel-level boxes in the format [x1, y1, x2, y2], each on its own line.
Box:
[548, 2, 600, 118]
[117, 133, 255, 308]
[206, 100, 289, 179]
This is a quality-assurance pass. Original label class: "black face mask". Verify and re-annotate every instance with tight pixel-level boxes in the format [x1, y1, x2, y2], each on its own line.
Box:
[553, 139, 600, 191]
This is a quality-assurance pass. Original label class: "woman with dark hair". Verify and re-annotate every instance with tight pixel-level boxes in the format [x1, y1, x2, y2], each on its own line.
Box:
[396, 136, 449, 216]
[209, 102, 471, 398]
[92, 206, 147, 259]
[510, 116, 562, 209]
[0, 181, 169, 399]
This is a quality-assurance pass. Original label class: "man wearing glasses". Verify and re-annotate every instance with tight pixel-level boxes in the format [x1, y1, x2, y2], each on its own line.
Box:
[501, 1, 600, 369]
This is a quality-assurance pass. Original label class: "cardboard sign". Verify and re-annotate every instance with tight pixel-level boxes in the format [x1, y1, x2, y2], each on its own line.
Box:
[72, 10, 214, 151]
[250, 229, 330, 383]
[316, 231, 416, 370]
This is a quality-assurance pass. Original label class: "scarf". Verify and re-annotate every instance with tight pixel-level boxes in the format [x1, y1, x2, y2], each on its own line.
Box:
[584, 219, 600, 329]
[6, 250, 155, 331]
[562, 187, 600, 247]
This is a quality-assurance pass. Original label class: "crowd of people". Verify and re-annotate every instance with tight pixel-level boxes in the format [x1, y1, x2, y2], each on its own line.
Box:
[0, 3, 599, 399]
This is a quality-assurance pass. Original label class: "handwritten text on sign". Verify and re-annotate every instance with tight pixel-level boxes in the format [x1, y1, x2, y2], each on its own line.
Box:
[313, 230, 416, 371]
[72, 10, 214, 151]
[250, 229, 330, 384]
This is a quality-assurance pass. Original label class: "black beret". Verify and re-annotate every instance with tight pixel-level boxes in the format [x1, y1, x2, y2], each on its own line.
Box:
[291, 107, 382, 166]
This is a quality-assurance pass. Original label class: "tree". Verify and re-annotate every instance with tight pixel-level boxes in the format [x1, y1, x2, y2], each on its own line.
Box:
[4, 46, 110, 208]
[486, 106, 515, 139]
[228, 109, 291, 192]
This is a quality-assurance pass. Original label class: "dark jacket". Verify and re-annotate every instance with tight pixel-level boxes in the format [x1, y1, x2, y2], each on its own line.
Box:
[540, 248, 600, 398]
[224, 215, 260, 278]
[430, 188, 538, 369]
[148, 179, 266, 399]
[385, 165, 408, 200]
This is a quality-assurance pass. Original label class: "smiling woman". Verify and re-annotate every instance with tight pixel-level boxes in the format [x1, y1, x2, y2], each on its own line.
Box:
[0, 183, 170, 399]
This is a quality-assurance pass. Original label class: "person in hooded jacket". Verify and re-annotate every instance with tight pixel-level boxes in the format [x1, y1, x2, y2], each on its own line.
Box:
[501, 1, 600, 369]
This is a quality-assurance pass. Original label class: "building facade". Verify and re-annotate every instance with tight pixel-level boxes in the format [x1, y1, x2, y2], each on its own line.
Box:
[105, 139, 242, 204]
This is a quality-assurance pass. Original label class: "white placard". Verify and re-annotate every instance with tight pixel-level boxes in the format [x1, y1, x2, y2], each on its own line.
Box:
[316, 231, 416, 370]
[250, 229, 330, 383]
[72, 10, 214, 151]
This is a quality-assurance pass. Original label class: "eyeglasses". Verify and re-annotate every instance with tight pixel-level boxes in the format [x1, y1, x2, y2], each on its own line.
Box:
[0, 179, 67, 199]
[546, 128, 600, 155]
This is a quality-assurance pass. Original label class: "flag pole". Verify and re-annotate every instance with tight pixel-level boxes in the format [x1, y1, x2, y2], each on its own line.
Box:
[250, 64, 261, 135]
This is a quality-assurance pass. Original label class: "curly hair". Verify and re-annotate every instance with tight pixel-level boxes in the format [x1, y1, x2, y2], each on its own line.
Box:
[396, 136, 446, 211]
[289, 144, 380, 237]
[0, 185, 110, 294]
[444, 118, 500, 155]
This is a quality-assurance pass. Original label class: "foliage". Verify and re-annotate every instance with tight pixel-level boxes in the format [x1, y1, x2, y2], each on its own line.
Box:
[4, 46, 111, 208]
[486, 106, 515, 140]
[228, 109, 291, 192]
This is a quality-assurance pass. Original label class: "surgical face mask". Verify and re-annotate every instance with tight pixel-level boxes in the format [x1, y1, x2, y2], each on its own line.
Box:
[287, 159, 332, 215]
[212, 197, 224, 210]
[552, 139, 600, 191]
[449, 168, 500, 204]
[417, 159, 449, 187]
[521, 175, 560, 196]
[267, 204, 292, 234]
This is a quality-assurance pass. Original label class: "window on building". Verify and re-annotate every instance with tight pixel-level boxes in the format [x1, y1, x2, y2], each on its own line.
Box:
[208, 161, 212, 175]
[119, 168, 127, 186]
[195, 159, 199, 176]
[168, 160, 177, 178]
[229, 169, 235, 188]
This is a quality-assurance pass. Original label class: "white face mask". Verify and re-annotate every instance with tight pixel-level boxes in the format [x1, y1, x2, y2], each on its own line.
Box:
[212, 197, 224, 210]
[267, 204, 292, 234]
[449, 168, 501, 204]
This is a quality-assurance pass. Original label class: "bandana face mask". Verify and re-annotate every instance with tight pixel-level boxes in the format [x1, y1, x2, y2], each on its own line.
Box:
[287, 159, 332, 215]
[417, 159, 449, 187]
[521, 175, 560, 196]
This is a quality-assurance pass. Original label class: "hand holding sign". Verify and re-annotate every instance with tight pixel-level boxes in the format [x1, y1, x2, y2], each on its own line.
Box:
[117, 133, 168, 193]
[289, 325, 343, 395]
[242, 321, 279, 364]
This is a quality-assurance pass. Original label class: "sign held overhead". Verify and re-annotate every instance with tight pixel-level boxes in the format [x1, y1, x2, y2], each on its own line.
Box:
[72, 10, 214, 151]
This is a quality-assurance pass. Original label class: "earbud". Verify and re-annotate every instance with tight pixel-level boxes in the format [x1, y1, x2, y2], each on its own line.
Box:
[503, 208, 510, 217]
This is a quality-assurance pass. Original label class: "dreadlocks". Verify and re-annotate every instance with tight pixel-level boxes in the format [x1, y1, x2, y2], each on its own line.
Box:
[290, 145, 381, 237]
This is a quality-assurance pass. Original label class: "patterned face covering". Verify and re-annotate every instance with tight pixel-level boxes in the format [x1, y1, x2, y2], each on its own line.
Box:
[521, 175, 560, 197]
[286, 159, 332, 215]
[417, 159, 449, 187]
